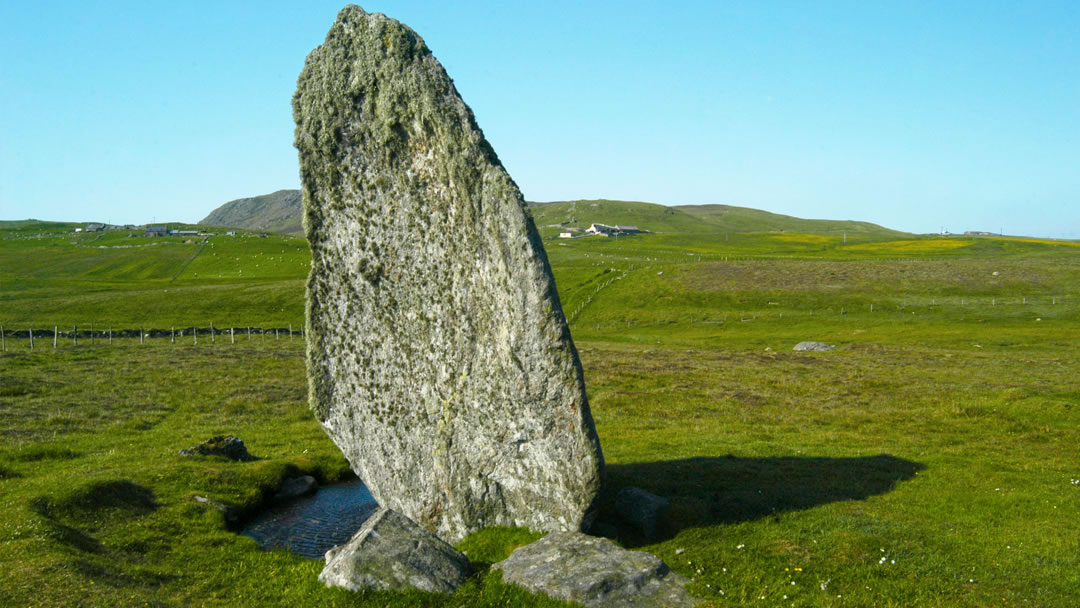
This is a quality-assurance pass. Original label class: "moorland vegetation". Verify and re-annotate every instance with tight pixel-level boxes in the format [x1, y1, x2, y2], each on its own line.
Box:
[1, 202, 1078, 606]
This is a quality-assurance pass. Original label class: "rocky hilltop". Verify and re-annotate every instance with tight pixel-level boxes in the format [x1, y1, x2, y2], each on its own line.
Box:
[199, 189, 302, 233]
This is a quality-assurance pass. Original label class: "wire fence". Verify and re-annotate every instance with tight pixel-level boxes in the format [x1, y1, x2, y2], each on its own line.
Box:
[0, 324, 304, 351]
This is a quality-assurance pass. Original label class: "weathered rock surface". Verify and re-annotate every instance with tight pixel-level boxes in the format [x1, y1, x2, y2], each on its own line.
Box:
[320, 507, 470, 593]
[615, 486, 669, 539]
[178, 435, 255, 461]
[494, 532, 699, 607]
[793, 341, 835, 352]
[294, 6, 603, 542]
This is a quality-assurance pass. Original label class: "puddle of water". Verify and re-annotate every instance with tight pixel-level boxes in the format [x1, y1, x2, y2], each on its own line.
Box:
[240, 479, 378, 559]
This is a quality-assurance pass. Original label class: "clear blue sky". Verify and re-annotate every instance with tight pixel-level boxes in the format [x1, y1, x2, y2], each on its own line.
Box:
[2, 1, 1077, 237]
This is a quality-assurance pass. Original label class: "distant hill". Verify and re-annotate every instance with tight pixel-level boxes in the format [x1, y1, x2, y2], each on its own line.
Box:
[529, 199, 906, 239]
[674, 203, 907, 237]
[200, 190, 302, 234]
[199, 191, 903, 239]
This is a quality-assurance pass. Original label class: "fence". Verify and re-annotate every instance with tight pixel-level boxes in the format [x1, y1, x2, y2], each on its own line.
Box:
[0, 323, 304, 352]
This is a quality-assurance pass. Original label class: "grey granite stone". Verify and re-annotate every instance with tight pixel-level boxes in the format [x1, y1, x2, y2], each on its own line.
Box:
[320, 507, 470, 593]
[293, 5, 604, 543]
[494, 532, 699, 607]
[793, 341, 835, 352]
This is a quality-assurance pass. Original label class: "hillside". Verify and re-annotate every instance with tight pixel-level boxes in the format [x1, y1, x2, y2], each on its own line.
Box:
[200, 189, 302, 234]
[198, 193, 904, 239]
[529, 199, 905, 239]
[674, 203, 907, 237]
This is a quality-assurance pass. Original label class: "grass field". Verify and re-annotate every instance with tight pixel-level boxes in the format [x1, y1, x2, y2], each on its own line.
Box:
[1, 215, 1078, 607]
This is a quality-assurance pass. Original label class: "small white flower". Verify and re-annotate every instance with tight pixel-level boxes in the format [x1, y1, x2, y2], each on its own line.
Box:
[737, 544, 745, 549]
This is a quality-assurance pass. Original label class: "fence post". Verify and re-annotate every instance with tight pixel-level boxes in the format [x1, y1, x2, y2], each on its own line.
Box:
[275, 328, 279, 340]
[231, 327, 234, 344]
[54, 326, 58, 348]
[171, 327, 175, 344]
[193, 327, 197, 345]
[140, 328, 144, 345]
[248, 327, 251, 341]
[108, 328, 112, 345]
[211, 321, 215, 344]
[74, 325, 78, 347]
[289, 324, 293, 341]
[29, 328, 34, 351]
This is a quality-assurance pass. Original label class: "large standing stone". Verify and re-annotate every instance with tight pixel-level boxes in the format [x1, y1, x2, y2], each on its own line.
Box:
[293, 6, 604, 543]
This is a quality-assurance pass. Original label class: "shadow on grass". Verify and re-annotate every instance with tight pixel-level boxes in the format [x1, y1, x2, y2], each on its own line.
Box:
[598, 454, 924, 546]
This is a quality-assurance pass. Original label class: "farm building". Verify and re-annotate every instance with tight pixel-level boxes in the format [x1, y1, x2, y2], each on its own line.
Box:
[145, 225, 168, 237]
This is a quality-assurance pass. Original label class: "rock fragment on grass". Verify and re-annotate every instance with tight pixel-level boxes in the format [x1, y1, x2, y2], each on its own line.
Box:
[319, 507, 470, 593]
[793, 341, 835, 352]
[494, 532, 699, 607]
[178, 435, 255, 461]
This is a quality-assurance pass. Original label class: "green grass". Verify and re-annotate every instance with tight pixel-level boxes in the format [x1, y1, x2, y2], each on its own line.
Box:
[2, 211, 1079, 606]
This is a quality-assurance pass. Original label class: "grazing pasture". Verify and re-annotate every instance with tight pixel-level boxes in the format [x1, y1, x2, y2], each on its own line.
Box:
[1, 216, 1078, 606]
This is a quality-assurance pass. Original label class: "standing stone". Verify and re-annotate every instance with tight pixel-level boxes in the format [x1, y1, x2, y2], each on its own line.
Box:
[293, 6, 604, 543]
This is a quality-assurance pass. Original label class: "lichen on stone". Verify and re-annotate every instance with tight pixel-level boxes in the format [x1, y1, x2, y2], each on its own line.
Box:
[294, 5, 604, 543]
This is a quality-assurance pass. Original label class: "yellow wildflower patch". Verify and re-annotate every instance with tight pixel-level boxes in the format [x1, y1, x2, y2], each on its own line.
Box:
[841, 239, 973, 254]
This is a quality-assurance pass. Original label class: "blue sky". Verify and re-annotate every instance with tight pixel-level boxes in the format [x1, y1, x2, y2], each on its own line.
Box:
[2, 1, 1077, 237]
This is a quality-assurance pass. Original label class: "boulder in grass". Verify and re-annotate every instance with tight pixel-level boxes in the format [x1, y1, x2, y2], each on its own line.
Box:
[178, 435, 255, 461]
[494, 532, 699, 607]
[793, 341, 835, 352]
[319, 507, 471, 593]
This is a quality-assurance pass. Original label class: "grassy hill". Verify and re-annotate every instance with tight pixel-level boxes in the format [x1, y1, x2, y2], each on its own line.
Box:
[2, 216, 1080, 606]
[675, 203, 908, 237]
[200, 189, 303, 234]
[196, 194, 905, 240]
[529, 199, 907, 240]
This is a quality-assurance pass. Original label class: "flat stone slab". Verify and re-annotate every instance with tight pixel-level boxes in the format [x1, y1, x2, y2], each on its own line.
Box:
[320, 507, 470, 593]
[494, 532, 699, 607]
[793, 341, 835, 352]
[294, 6, 603, 542]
